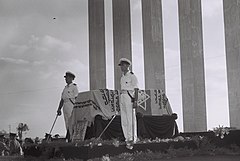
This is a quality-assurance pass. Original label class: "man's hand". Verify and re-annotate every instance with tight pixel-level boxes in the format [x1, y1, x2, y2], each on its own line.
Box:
[57, 110, 62, 116]
[57, 99, 64, 116]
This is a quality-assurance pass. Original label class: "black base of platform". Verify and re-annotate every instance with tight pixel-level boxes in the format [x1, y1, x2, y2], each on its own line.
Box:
[60, 141, 197, 160]
[23, 130, 240, 160]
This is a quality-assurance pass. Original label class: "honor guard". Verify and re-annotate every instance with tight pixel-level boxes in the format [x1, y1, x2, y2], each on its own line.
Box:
[118, 58, 138, 149]
[57, 71, 79, 141]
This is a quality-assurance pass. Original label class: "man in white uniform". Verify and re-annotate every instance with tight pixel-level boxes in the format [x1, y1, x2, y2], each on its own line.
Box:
[118, 58, 138, 149]
[57, 71, 78, 141]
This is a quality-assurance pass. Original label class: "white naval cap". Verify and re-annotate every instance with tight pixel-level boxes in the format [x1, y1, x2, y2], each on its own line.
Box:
[64, 71, 75, 79]
[118, 58, 132, 66]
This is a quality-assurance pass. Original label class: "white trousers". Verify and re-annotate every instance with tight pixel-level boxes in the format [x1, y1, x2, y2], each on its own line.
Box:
[63, 101, 74, 130]
[120, 93, 137, 142]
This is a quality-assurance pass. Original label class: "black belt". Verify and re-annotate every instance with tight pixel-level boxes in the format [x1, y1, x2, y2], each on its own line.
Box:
[127, 91, 134, 103]
[69, 98, 74, 105]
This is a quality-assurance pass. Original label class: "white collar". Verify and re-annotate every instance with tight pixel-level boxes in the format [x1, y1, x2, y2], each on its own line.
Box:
[66, 82, 74, 87]
[122, 70, 130, 76]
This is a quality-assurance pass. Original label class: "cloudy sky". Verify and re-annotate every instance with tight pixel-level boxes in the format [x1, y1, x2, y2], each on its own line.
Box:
[0, 0, 229, 138]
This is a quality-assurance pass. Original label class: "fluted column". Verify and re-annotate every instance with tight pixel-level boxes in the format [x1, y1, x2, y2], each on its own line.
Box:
[112, 0, 132, 89]
[223, 0, 240, 129]
[89, 0, 106, 90]
[142, 0, 165, 91]
[178, 0, 207, 132]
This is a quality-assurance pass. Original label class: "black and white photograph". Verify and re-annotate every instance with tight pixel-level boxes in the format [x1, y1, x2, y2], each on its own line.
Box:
[0, 0, 240, 160]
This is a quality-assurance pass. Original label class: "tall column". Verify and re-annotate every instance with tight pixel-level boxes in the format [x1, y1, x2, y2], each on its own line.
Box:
[142, 0, 165, 91]
[89, 0, 106, 90]
[112, 0, 132, 89]
[178, 0, 207, 132]
[223, 0, 240, 129]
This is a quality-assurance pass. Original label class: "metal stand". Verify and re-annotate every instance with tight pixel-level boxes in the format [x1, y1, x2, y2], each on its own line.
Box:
[96, 114, 117, 140]
[47, 114, 58, 141]
[132, 88, 139, 142]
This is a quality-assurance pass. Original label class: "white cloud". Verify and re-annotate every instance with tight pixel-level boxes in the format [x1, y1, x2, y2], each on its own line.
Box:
[0, 57, 29, 65]
[9, 44, 29, 54]
[42, 35, 73, 51]
[32, 60, 45, 66]
[7, 34, 81, 64]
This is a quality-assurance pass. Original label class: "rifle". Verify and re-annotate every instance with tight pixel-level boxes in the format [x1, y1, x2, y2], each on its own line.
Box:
[133, 88, 139, 109]
[132, 88, 139, 142]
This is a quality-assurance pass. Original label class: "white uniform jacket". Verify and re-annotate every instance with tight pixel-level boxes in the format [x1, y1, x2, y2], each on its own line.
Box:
[61, 83, 79, 129]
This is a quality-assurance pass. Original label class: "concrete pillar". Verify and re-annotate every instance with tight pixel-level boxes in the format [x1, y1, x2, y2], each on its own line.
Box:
[223, 0, 240, 129]
[142, 0, 165, 91]
[89, 0, 106, 90]
[112, 0, 132, 89]
[178, 0, 207, 132]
